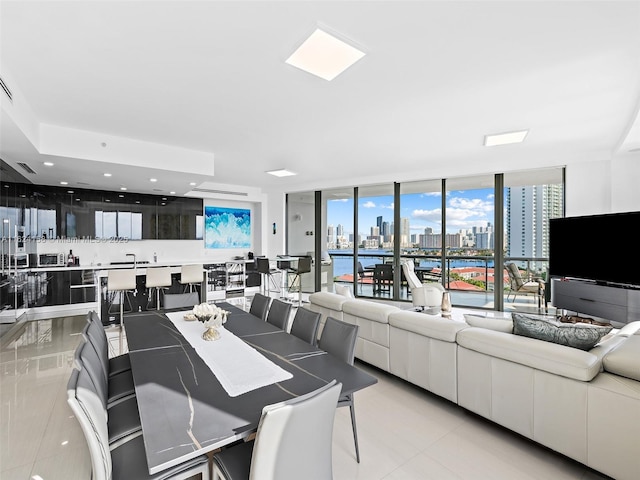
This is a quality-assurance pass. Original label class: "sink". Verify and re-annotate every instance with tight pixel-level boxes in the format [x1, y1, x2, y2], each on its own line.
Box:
[109, 260, 150, 266]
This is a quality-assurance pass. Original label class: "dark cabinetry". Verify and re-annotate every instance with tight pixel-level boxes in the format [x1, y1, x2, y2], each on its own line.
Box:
[551, 278, 640, 325]
[1, 181, 203, 240]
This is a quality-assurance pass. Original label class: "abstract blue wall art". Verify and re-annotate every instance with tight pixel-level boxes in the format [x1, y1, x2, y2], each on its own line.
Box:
[204, 206, 251, 249]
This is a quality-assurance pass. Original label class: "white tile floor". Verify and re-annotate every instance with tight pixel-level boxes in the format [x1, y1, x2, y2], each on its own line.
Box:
[1, 308, 612, 480]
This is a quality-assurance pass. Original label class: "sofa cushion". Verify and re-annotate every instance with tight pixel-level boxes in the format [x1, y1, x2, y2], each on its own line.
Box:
[457, 327, 604, 381]
[389, 310, 468, 342]
[464, 314, 513, 333]
[342, 299, 399, 324]
[512, 313, 612, 351]
[603, 335, 640, 381]
[334, 284, 354, 298]
[308, 292, 348, 311]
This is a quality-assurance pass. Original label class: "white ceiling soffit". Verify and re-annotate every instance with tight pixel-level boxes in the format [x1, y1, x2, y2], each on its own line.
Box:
[38, 124, 214, 176]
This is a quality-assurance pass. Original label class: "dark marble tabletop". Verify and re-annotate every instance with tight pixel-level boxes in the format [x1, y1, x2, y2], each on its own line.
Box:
[123, 302, 377, 475]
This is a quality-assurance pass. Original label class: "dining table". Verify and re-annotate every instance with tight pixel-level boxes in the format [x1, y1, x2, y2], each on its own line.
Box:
[123, 301, 378, 475]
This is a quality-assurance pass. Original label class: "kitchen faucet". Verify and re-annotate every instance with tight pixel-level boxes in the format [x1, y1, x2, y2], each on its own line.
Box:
[126, 253, 136, 268]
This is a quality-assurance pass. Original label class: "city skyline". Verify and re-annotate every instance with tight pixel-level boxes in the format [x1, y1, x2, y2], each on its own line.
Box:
[327, 188, 495, 238]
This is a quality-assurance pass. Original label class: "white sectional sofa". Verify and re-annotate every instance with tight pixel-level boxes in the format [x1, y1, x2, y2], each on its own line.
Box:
[309, 291, 640, 480]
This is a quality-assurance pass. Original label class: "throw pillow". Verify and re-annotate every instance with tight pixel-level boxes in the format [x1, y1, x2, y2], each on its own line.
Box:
[464, 314, 513, 333]
[334, 284, 354, 298]
[512, 313, 613, 351]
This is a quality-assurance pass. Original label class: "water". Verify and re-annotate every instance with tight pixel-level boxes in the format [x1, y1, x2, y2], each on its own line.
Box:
[328, 249, 495, 279]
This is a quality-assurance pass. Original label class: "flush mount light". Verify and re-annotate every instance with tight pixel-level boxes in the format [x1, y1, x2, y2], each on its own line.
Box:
[266, 169, 297, 177]
[484, 130, 529, 147]
[285, 28, 366, 81]
[44, 162, 54, 166]
[103, 173, 112, 177]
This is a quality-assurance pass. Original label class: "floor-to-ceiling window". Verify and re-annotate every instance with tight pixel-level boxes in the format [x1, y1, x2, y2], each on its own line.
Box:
[355, 184, 395, 298]
[443, 174, 496, 309]
[503, 168, 564, 311]
[290, 167, 564, 313]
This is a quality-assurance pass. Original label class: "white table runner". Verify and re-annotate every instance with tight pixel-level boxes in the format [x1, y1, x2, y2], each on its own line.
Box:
[166, 311, 292, 397]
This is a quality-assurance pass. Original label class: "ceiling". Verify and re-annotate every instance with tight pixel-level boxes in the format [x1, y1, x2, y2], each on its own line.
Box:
[1, 1, 640, 198]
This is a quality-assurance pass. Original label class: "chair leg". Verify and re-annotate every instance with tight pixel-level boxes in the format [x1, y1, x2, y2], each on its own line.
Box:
[349, 400, 360, 463]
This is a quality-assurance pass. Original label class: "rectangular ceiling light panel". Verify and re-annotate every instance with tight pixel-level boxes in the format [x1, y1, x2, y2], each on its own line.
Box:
[285, 28, 365, 81]
[484, 130, 529, 147]
[266, 169, 297, 177]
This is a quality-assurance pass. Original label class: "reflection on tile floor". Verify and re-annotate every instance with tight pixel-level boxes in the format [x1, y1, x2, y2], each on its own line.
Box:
[1, 309, 610, 480]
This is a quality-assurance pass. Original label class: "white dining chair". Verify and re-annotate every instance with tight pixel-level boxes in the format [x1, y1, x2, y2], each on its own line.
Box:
[68, 367, 210, 480]
[212, 380, 341, 480]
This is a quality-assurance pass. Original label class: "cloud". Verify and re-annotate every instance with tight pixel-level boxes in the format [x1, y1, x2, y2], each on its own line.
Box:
[449, 196, 494, 213]
[362, 201, 376, 208]
[412, 208, 441, 221]
[330, 198, 350, 203]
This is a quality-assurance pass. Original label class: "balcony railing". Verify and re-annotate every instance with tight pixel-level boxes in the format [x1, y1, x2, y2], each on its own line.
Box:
[328, 250, 549, 313]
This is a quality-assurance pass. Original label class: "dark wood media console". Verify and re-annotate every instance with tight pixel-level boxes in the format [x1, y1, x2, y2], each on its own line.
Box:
[551, 278, 640, 326]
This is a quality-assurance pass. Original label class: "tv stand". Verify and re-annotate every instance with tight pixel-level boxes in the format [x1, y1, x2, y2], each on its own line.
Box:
[551, 278, 640, 325]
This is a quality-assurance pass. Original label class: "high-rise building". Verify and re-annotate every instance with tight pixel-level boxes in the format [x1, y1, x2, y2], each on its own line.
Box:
[327, 224, 335, 248]
[400, 217, 410, 247]
[506, 184, 563, 260]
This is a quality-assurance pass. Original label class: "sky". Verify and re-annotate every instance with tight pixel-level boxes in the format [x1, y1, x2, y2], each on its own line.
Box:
[327, 188, 496, 237]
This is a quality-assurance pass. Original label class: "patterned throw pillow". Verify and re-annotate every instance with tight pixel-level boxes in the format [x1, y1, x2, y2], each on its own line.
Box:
[512, 313, 612, 351]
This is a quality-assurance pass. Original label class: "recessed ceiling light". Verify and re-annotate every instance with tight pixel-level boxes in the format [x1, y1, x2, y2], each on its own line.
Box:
[484, 130, 529, 147]
[44, 162, 54, 166]
[60, 181, 68, 185]
[189, 182, 196, 186]
[120, 187, 127, 191]
[150, 178, 157, 182]
[103, 173, 112, 177]
[170, 191, 175, 195]
[119, 194, 124, 198]
[266, 169, 297, 177]
[105, 199, 111, 202]
[135, 201, 141, 204]
[285, 28, 366, 81]
[76, 198, 80, 201]
[67, 190, 74, 194]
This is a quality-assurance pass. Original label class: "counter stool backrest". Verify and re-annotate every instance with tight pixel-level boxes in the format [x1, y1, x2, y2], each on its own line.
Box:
[107, 269, 137, 291]
[146, 267, 172, 288]
[180, 264, 203, 285]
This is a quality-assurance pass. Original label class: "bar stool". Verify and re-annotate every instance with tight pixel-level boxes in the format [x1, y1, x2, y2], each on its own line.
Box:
[145, 267, 172, 310]
[256, 257, 280, 296]
[179, 264, 203, 293]
[107, 269, 136, 324]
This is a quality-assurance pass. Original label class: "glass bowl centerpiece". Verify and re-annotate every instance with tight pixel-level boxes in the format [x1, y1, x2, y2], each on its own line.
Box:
[192, 303, 230, 341]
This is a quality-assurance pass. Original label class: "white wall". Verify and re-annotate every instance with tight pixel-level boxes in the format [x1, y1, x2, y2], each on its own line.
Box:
[287, 196, 315, 256]
[611, 156, 640, 212]
[265, 190, 286, 258]
[565, 159, 612, 217]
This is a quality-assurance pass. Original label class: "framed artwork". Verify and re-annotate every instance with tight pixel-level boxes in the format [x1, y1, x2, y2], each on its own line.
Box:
[204, 206, 251, 249]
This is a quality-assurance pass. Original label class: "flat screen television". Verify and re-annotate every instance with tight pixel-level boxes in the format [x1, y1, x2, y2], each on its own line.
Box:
[549, 211, 640, 287]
